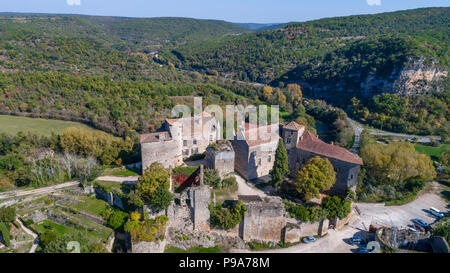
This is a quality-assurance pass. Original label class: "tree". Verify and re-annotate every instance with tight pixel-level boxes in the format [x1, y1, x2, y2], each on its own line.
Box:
[361, 142, 436, 185]
[0, 207, 16, 223]
[137, 162, 170, 201]
[210, 200, 247, 230]
[286, 83, 303, 107]
[269, 140, 289, 188]
[106, 209, 129, 230]
[0, 221, 11, 247]
[136, 162, 173, 211]
[295, 157, 336, 201]
[262, 86, 273, 101]
[149, 184, 173, 211]
[321, 196, 351, 219]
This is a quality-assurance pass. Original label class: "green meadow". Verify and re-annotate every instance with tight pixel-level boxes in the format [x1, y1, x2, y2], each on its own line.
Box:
[0, 115, 94, 136]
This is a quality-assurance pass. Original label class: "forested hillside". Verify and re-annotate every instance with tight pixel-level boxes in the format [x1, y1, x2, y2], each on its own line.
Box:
[160, 8, 449, 136]
[0, 14, 261, 136]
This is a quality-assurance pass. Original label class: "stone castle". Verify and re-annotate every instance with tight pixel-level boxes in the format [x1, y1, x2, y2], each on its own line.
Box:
[140, 112, 221, 170]
[141, 114, 363, 195]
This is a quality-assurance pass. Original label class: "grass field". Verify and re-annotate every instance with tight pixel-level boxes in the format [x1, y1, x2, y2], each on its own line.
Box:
[414, 144, 450, 159]
[0, 115, 94, 136]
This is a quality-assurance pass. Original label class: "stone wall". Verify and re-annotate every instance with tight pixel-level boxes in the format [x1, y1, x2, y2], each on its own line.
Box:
[205, 142, 235, 178]
[247, 141, 278, 180]
[189, 186, 211, 232]
[240, 197, 286, 242]
[293, 150, 360, 196]
[94, 188, 125, 210]
[283, 218, 329, 243]
[141, 139, 182, 171]
[231, 140, 249, 179]
[131, 240, 166, 253]
[331, 204, 355, 230]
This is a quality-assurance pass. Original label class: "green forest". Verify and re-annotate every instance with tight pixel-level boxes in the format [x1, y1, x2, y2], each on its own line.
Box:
[161, 7, 449, 136]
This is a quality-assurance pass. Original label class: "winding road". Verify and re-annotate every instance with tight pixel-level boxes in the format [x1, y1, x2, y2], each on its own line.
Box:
[346, 118, 441, 154]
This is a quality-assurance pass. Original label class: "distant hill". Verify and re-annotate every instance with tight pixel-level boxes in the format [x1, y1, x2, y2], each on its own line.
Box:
[236, 22, 282, 31]
[0, 13, 259, 136]
[162, 7, 448, 84]
[0, 13, 249, 50]
[160, 7, 449, 135]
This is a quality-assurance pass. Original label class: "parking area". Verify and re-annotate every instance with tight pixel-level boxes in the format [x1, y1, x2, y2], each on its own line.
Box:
[248, 182, 448, 253]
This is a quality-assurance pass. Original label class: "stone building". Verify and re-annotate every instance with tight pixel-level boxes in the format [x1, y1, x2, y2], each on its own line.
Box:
[140, 112, 221, 171]
[231, 123, 280, 180]
[205, 140, 235, 178]
[280, 121, 363, 195]
[238, 195, 286, 242]
[167, 166, 211, 232]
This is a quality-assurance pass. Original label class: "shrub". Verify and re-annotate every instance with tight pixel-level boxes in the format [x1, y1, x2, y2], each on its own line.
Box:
[204, 169, 221, 189]
[210, 200, 247, 230]
[321, 196, 351, 220]
[222, 176, 237, 188]
[105, 209, 129, 230]
[149, 184, 173, 211]
[0, 207, 16, 223]
[0, 221, 11, 247]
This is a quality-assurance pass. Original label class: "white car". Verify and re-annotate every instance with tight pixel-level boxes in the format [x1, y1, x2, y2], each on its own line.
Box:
[430, 207, 445, 218]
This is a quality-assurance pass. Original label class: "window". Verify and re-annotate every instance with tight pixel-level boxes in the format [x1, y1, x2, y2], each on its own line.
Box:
[287, 138, 291, 144]
[209, 135, 214, 141]
[183, 140, 188, 146]
[258, 158, 262, 166]
[350, 174, 354, 179]
[193, 139, 197, 145]
[268, 155, 272, 162]
[192, 148, 199, 154]
[183, 149, 189, 156]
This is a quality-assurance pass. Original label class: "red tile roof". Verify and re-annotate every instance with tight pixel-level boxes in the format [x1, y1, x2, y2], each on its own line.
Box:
[282, 121, 305, 131]
[298, 131, 363, 165]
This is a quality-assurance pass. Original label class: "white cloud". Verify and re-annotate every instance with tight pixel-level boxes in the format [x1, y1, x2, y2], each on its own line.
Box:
[366, 0, 381, 6]
[66, 0, 81, 6]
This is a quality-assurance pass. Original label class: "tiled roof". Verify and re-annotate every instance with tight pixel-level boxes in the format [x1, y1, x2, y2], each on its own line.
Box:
[166, 113, 217, 137]
[241, 123, 279, 147]
[282, 121, 305, 131]
[298, 131, 363, 165]
[140, 131, 172, 144]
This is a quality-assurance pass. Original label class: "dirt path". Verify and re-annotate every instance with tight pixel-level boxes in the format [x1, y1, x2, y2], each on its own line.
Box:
[16, 218, 38, 253]
[0, 181, 79, 200]
[95, 176, 139, 184]
[235, 174, 267, 198]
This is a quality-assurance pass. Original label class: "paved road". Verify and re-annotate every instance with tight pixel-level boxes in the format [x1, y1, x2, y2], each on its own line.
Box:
[347, 118, 363, 154]
[236, 183, 447, 253]
[0, 181, 80, 200]
[346, 118, 441, 151]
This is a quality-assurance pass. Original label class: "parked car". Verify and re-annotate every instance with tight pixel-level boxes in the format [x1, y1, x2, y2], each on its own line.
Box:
[413, 223, 425, 232]
[408, 227, 417, 232]
[430, 207, 445, 218]
[412, 218, 429, 228]
[303, 236, 317, 244]
[352, 235, 362, 245]
[358, 245, 369, 253]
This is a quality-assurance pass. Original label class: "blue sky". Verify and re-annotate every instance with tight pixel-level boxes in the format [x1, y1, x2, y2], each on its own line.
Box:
[0, 0, 448, 23]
